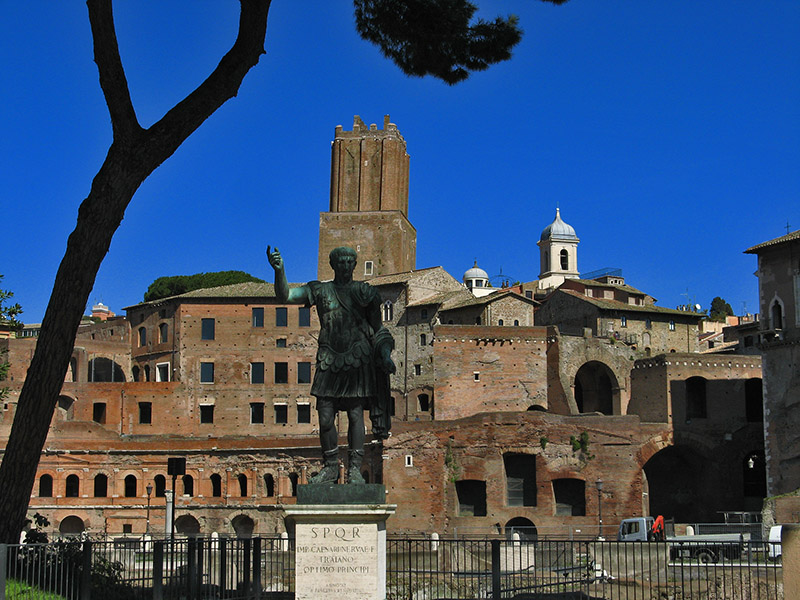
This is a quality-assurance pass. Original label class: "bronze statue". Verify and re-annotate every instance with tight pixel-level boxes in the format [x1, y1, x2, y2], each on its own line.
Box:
[267, 245, 395, 484]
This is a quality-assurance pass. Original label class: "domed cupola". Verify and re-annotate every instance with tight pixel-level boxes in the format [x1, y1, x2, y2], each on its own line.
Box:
[540, 207, 578, 242]
[537, 208, 580, 291]
[463, 261, 490, 292]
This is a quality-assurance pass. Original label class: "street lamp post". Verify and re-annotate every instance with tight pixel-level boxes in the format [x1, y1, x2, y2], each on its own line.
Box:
[145, 483, 153, 534]
[595, 479, 604, 539]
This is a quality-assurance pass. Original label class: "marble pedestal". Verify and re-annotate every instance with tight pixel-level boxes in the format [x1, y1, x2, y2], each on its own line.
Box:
[285, 490, 396, 600]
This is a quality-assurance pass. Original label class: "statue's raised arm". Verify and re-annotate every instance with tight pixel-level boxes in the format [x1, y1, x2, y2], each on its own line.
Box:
[267, 245, 307, 304]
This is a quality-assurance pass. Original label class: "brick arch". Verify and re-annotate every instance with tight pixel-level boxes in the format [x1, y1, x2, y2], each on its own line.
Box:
[87, 355, 126, 382]
[572, 360, 621, 415]
[636, 434, 674, 468]
[58, 514, 88, 536]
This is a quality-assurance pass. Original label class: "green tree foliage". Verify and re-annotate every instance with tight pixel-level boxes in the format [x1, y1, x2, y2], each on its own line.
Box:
[709, 296, 734, 322]
[0, 0, 570, 545]
[144, 270, 264, 302]
[1, 275, 23, 403]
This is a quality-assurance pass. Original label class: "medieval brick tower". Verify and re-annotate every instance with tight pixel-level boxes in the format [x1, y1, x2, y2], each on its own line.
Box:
[317, 115, 417, 280]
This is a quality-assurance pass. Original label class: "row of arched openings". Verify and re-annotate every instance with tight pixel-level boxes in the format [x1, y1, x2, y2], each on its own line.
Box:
[38, 472, 306, 499]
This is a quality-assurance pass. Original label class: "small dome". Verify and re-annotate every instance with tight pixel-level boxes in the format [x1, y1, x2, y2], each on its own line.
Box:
[540, 208, 578, 241]
[463, 261, 489, 282]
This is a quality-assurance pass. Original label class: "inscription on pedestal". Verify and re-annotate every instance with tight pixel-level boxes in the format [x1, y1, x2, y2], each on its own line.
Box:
[295, 522, 378, 598]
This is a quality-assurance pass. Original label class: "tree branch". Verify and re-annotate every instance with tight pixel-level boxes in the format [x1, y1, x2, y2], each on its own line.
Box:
[144, 0, 271, 168]
[87, 0, 141, 141]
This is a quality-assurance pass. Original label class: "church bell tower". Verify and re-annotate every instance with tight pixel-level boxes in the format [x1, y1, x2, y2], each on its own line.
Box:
[317, 115, 417, 281]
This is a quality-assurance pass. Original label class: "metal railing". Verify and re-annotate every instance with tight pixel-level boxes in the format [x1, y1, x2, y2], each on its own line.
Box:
[2, 536, 294, 600]
[2, 535, 784, 599]
[386, 537, 784, 599]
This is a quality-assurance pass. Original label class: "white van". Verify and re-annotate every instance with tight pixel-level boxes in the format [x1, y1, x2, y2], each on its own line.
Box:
[768, 526, 782, 560]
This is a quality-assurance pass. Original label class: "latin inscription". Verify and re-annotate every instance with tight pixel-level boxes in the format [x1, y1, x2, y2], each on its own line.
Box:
[295, 523, 379, 598]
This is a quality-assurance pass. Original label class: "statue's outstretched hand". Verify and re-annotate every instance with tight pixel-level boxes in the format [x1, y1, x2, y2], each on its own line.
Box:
[267, 246, 283, 271]
[380, 354, 396, 375]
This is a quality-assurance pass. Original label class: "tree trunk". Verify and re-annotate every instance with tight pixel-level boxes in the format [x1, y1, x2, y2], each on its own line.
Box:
[0, 0, 271, 544]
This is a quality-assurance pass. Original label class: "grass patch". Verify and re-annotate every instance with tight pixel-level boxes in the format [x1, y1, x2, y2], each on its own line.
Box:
[7, 578, 68, 599]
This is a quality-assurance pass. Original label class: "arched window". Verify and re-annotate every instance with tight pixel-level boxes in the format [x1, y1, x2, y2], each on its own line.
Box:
[154, 474, 166, 497]
[210, 474, 222, 498]
[560, 249, 569, 271]
[420, 333, 427, 345]
[514, 320, 519, 326]
[289, 473, 299, 497]
[132, 366, 140, 382]
[743, 452, 766, 498]
[68, 357, 77, 382]
[362, 470, 370, 484]
[771, 300, 783, 330]
[138, 327, 147, 347]
[498, 319, 504, 326]
[264, 474, 275, 497]
[238, 474, 248, 497]
[94, 474, 108, 497]
[66, 474, 80, 498]
[88, 357, 125, 382]
[686, 377, 707, 420]
[159, 323, 168, 343]
[124, 474, 137, 498]
[144, 365, 151, 382]
[39, 474, 53, 497]
[382, 301, 393, 322]
[182, 474, 194, 497]
[57, 396, 74, 420]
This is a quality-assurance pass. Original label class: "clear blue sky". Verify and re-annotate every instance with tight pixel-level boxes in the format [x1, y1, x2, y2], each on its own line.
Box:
[2, 2, 798, 323]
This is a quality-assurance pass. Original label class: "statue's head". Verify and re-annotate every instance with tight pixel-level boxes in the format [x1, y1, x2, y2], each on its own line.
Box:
[329, 246, 357, 277]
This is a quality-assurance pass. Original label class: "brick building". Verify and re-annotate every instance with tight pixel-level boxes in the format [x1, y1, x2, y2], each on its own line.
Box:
[0, 116, 769, 538]
[745, 231, 800, 500]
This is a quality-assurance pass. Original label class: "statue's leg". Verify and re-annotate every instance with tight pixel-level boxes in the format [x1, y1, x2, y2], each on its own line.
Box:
[346, 401, 366, 484]
[310, 398, 339, 484]
[317, 397, 338, 453]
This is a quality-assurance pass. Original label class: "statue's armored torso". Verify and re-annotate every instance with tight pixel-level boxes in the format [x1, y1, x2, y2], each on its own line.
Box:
[305, 280, 380, 399]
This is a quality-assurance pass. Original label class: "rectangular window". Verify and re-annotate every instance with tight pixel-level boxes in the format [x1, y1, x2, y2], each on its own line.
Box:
[274, 404, 288, 424]
[620, 316, 627, 328]
[156, 362, 170, 382]
[138, 402, 152, 424]
[297, 403, 311, 424]
[299, 307, 311, 327]
[364, 261, 374, 276]
[645, 318, 652, 329]
[504, 453, 537, 507]
[276, 307, 288, 327]
[252, 307, 264, 328]
[276, 338, 287, 348]
[250, 402, 264, 424]
[274, 362, 288, 384]
[122, 524, 132, 534]
[414, 364, 421, 376]
[93, 402, 106, 424]
[298, 362, 312, 384]
[200, 405, 214, 424]
[250, 362, 265, 384]
[669, 320, 676, 331]
[201, 318, 215, 340]
[525, 290, 533, 299]
[421, 309, 428, 319]
[200, 362, 215, 383]
[473, 371, 480, 382]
